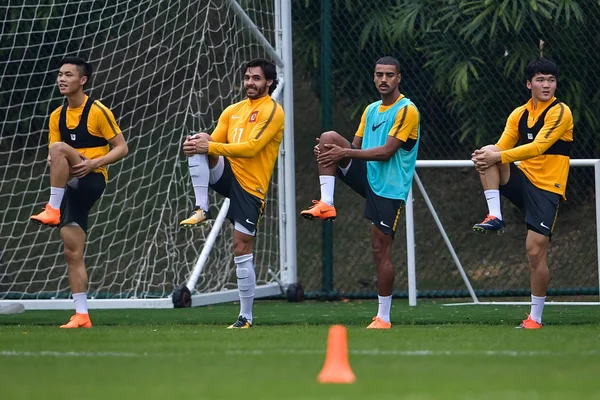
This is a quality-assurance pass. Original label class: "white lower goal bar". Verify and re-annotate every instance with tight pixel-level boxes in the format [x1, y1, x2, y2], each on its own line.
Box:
[0, 284, 282, 310]
[445, 301, 600, 306]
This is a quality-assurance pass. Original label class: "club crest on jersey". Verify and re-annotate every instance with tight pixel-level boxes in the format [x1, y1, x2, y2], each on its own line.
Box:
[249, 111, 259, 122]
[70, 134, 76, 141]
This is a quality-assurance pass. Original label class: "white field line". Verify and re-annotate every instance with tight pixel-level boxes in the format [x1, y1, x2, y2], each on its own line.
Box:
[0, 350, 140, 357]
[1, 349, 599, 358]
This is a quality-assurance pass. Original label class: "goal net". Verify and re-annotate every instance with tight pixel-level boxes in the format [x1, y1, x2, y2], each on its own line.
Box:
[0, 0, 293, 307]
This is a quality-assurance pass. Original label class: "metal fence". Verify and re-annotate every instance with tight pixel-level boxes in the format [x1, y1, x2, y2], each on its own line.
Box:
[291, 0, 600, 298]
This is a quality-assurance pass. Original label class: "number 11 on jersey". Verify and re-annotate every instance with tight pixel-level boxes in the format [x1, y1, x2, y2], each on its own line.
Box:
[232, 128, 244, 143]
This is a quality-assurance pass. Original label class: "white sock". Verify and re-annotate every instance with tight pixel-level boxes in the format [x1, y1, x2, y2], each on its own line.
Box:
[72, 292, 88, 314]
[376, 295, 392, 323]
[188, 154, 209, 211]
[319, 175, 335, 206]
[484, 189, 502, 220]
[235, 254, 255, 323]
[48, 187, 65, 209]
[530, 295, 546, 324]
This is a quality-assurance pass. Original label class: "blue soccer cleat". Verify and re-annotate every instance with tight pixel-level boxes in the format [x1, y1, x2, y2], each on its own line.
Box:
[473, 214, 505, 234]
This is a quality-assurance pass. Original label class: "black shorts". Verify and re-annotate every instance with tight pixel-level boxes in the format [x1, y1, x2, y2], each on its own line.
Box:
[59, 172, 106, 234]
[337, 158, 404, 236]
[500, 163, 560, 236]
[209, 157, 265, 235]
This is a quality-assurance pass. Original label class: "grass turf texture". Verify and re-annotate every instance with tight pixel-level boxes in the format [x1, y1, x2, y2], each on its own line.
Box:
[1, 300, 600, 400]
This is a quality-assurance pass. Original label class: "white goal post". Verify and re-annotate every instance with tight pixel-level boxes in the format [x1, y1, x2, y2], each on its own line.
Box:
[405, 159, 600, 307]
[0, 0, 296, 310]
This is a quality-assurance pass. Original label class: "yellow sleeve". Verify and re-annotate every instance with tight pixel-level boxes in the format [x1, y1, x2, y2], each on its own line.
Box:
[210, 105, 233, 143]
[93, 102, 121, 139]
[389, 104, 419, 141]
[48, 108, 61, 146]
[208, 101, 284, 158]
[495, 109, 521, 151]
[501, 104, 572, 164]
[354, 108, 367, 138]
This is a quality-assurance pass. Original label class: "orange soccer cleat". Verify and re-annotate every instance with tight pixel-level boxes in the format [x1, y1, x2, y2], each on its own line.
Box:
[30, 204, 60, 227]
[515, 314, 542, 330]
[366, 316, 392, 329]
[300, 200, 337, 222]
[60, 313, 92, 329]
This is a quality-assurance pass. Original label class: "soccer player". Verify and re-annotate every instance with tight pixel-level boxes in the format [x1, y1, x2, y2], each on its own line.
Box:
[471, 59, 573, 329]
[30, 57, 128, 328]
[182, 59, 284, 329]
[300, 56, 420, 329]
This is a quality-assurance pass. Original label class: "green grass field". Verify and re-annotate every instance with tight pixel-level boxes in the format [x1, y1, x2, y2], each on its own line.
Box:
[2, 300, 600, 400]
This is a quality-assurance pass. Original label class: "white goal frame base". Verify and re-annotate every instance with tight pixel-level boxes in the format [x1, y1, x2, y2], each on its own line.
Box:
[0, 284, 281, 310]
[407, 159, 600, 307]
[444, 301, 600, 307]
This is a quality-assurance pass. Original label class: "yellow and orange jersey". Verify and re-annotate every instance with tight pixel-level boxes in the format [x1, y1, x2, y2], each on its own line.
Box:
[49, 95, 122, 181]
[208, 95, 284, 199]
[497, 97, 574, 198]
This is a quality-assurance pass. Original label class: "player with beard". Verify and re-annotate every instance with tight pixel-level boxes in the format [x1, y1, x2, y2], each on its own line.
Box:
[300, 56, 421, 329]
[181, 58, 284, 328]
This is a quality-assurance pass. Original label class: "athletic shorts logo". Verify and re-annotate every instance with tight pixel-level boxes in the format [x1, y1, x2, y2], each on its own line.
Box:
[540, 222, 549, 229]
[372, 121, 386, 131]
[245, 218, 256, 225]
[380, 221, 391, 228]
[249, 111, 259, 122]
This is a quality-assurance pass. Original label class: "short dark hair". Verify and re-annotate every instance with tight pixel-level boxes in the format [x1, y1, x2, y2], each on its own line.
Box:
[58, 57, 92, 84]
[525, 58, 558, 81]
[375, 56, 401, 73]
[242, 58, 278, 95]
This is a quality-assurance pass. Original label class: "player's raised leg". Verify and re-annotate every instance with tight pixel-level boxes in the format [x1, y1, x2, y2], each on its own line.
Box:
[180, 133, 213, 227]
[300, 130, 351, 221]
[228, 227, 256, 329]
[59, 225, 92, 328]
[30, 142, 82, 226]
[472, 145, 509, 233]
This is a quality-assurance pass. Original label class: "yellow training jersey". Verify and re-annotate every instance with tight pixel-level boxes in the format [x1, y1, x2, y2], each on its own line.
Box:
[354, 94, 419, 143]
[208, 95, 284, 199]
[497, 97, 573, 198]
[49, 95, 122, 181]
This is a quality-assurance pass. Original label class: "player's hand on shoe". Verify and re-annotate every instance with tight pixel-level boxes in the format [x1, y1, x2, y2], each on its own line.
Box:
[319, 143, 346, 168]
[71, 154, 96, 178]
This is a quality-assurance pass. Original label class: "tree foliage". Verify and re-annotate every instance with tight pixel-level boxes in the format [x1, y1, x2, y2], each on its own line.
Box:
[293, 0, 600, 158]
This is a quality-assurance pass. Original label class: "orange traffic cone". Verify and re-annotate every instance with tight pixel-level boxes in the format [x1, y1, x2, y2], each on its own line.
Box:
[317, 325, 356, 384]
